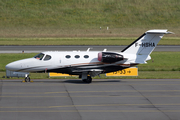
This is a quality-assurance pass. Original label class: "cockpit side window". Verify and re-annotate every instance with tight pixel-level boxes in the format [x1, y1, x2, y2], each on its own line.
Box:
[34, 53, 45, 60]
[44, 55, 51, 61]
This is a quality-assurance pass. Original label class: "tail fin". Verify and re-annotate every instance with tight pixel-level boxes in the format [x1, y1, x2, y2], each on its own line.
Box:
[121, 29, 173, 55]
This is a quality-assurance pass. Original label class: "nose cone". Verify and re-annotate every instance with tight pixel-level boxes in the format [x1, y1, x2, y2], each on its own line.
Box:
[6, 61, 21, 71]
[6, 58, 35, 71]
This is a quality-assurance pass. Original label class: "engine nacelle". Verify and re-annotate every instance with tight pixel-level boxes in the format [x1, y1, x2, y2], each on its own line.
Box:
[98, 52, 124, 63]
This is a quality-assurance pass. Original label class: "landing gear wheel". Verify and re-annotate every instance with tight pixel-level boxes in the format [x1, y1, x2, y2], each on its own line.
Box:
[25, 77, 30, 82]
[86, 76, 92, 83]
[82, 76, 92, 83]
[82, 79, 86, 82]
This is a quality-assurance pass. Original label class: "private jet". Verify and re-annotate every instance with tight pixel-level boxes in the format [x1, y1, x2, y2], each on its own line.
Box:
[6, 29, 173, 83]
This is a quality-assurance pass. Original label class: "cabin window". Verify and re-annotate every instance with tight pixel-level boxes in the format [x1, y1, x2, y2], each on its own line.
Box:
[66, 55, 71, 59]
[84, 55, 89, 59]
[34, 53, 45, 60]
[44, 55, 51, 61]
[75, 55, 80, 59]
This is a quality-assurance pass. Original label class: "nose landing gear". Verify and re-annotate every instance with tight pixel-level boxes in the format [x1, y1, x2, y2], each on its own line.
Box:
[24, 74, 31, 82]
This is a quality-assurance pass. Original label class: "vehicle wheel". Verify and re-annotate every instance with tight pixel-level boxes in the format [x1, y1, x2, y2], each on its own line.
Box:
[85, 76, 92, 83]
[25, 77, 30, 82]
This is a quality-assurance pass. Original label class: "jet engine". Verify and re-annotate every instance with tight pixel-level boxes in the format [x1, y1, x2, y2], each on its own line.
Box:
[98, 52, 124, 63]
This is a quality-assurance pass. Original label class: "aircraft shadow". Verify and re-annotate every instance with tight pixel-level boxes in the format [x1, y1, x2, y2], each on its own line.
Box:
[0, 79, 121, 84]
[64, 79, 121, 84]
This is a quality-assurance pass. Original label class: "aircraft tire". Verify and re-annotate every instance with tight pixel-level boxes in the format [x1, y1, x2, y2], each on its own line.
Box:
[85, 76, 92, 83]
[25, 77, 30, 82]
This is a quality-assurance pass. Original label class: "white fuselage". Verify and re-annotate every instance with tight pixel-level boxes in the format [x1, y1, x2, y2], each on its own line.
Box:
[6, 51, 134, 73]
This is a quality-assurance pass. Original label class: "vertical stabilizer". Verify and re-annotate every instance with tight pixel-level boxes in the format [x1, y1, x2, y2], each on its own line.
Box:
[121, 30, 172, 55]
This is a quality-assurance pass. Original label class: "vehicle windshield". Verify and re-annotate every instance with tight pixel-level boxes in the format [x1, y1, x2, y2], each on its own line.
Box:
[34, 53, 45, 60]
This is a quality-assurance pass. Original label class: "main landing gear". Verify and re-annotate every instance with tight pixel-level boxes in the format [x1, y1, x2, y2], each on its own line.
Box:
[82, 76, 92, 83]
[81, 73, 92, 83]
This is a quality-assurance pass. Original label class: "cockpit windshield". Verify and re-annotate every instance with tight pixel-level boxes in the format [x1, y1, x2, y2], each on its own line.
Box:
[34, 53, 45, 60]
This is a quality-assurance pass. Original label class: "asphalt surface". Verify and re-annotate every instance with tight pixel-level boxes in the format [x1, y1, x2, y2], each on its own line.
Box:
[0, 45, 180, 53]
[0, 79, 180, 120]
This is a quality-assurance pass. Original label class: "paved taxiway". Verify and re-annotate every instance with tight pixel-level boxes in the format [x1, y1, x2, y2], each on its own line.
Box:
[0, 79, 180, 120]
[0, 45, 180, 53]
